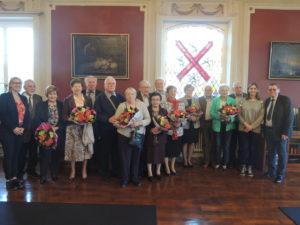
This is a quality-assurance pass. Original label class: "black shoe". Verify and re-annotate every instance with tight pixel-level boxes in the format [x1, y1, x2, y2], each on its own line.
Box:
[120, 182, 127, 188]
[14, 179, 24, 190]
[6, 180, 18, 191]
[274, 177, 283, 184]
[165, 171, 171, 176]
[171, 171, 176, 176]
[132, 181, 141, 187]
[183, 164, 188, 168]
[40, 178, 46, 184]
[147, 176, 153, 182]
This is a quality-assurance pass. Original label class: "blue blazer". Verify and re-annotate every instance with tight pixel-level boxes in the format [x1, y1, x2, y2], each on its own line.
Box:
[0, 92, 30, 134]
[95, 92, 125, 134]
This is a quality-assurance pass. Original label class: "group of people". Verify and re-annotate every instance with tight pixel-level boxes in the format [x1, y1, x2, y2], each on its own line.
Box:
[0, 75, 293, 191]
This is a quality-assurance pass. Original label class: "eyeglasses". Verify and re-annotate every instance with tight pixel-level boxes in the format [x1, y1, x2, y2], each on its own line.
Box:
[12, 82, 21, 85]
[268, 88, 277, 91]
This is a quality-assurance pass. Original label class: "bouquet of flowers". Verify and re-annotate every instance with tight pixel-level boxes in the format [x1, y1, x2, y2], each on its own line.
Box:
[116, 106, 139, 128]
[153, 115, 171, 131]
[185, 103, 203, 120]
[219, 104, 240, 121]
[167, 109, 186, 140]
[35, 122, 58, 149]
[70, 107, 96, 124]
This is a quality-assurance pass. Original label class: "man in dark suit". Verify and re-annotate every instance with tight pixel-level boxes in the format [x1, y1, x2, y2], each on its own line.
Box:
[136, 80, 151, 107]
[264, 83, 293, 183]
[94, 76, 124, 179]
[21, 79, 42, 178]
[82, 75, 102, 172]
[82, 75, 102, 106]
[199, 85, 215, 168]
[228, 81, 247, 168]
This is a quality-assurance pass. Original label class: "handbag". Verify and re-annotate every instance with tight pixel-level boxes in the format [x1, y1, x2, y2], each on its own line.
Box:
[129, 130, 144, 149]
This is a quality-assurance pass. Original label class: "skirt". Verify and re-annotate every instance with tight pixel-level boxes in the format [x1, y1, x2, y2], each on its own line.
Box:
[182, 128, 199, 144]
[144, 133, 167, 164]
[165, 135, 182, 158]
[64, 124, 92, 162]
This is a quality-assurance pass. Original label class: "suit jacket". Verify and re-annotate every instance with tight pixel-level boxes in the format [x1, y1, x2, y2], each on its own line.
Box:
[199, 96, 215, 123]
[210, 96, 236, 132]
[22, 93, 43, 120]
[22, 93, 43, 141]
[82, 89, 102, 97]
[136, 91, 149, 105]
[0, 92, 30, 135]
[34, 100, 64, 130]
[34, 100, 65, 150]
[63, 94, 93, 125]
[95, 92, 125, 134]
[264, 94, 293, 138]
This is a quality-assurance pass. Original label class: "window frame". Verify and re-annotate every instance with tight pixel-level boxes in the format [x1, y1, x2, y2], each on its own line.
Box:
[0, 17, 33, 93]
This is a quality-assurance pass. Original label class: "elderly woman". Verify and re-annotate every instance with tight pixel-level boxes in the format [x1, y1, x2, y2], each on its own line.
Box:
[180, 84, 200, 167]
[63, 78, 93, 181]
[0, 77, 30, 190]
[210, 84, 236, 170]
[144, 92, 168, 181]
[35, 85, 64, 184]
[163, 85, 186, 175]
[238, 83, 264, 177]
[114, 87, 150, 187]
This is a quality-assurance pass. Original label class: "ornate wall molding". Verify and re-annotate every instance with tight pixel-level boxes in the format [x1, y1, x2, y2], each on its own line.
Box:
[0, 1, 25, 11]
[171, 3, 224, 16]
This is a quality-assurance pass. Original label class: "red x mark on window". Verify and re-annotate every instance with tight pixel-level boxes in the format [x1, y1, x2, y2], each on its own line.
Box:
[176, 40, 213, 81]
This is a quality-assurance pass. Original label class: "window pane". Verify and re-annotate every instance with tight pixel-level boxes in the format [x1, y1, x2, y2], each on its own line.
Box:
[163, 23, 225, 97]
[7, 27, 33, 83]
[0, 27, 4, 93]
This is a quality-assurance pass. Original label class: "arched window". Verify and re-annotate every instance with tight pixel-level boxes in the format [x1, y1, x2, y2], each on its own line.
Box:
[161, 22, 227, 97]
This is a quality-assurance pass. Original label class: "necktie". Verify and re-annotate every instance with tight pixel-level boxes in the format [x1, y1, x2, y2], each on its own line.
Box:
[88, 91, 95, 105]
[267, 98, 274, 121]
[28, 95, 33, 114]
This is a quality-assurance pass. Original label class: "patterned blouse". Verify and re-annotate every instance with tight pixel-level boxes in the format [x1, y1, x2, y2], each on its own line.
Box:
[48, 104, 59, 126]
[16, 101, 25, 126]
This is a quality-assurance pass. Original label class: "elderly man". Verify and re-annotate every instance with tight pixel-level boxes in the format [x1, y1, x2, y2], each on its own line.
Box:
[94, 76, 125, 179]
[82, 76, 102, 106]
[264, 83, 293, 183]
[199, 85, 215, 168]
[228, 81, 247, 168]
[21, 79, 42, 179]
[137, 80, 151, 107]
[154, 78, 166, 103]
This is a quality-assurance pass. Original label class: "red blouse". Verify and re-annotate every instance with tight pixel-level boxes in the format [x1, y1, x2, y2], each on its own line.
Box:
[16, 101, 25, 125]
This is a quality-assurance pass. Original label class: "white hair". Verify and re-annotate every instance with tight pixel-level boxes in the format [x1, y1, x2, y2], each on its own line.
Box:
[232, 81, 242, 88]
[138, 80, 151, 87]
[23, 79, 35, 87]
[124, 87, 137, 96]
[218, 84, 230, 92]
[104, 76, 116, 85]
[84, 76, 97, 82]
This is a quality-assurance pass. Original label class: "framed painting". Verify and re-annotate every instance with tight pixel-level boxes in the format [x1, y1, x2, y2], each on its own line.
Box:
[71, 34, 129, 79]
[269, 41, 300, 80]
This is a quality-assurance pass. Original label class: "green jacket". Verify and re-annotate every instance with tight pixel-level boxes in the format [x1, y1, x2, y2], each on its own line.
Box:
[210, 96, 236, 132]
